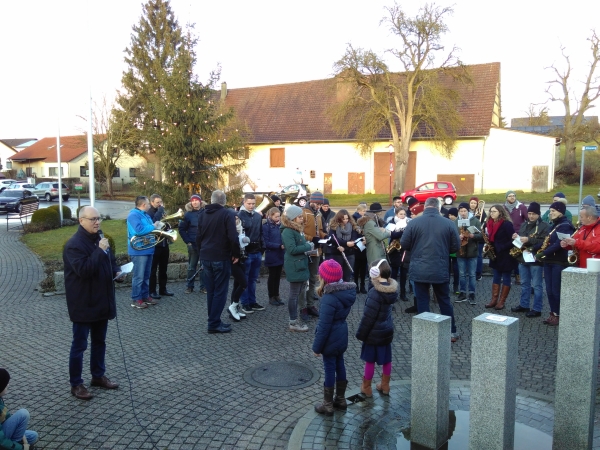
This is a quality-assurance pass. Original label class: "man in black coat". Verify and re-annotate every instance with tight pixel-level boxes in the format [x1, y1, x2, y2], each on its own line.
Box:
[400, 197, 461, 342]
[64, 206, 122, 400]
[148, 193, 173, 299]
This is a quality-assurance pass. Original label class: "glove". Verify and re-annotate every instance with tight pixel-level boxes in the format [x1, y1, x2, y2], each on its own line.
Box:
[241, 236, 250, 244]
[312, 236, 321, 245]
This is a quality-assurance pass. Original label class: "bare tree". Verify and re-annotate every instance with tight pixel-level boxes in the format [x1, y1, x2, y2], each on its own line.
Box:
[545, 30, 600, 168]
[330, 2, 470, 192]
[526, 105, 552, 126]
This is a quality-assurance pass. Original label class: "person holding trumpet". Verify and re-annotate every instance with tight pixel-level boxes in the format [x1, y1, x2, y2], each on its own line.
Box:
[148, 194, 174, 300]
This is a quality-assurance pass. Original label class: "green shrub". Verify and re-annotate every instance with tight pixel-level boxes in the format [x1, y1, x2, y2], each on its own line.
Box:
[31, 208, 60, 229]
[47, 204, 72, 220]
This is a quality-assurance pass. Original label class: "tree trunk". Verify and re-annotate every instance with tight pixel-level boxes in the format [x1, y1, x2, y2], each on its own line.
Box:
[107, 177, 113, 198]
[562, 138, 577, 167]
[154, 156, 162, 181]
[394, 139, 411, 193]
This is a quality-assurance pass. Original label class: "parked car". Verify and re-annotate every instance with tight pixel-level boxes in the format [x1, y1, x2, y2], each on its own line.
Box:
[279, 183, 311, 202]
[8, 182, 36, 190]
[400, 181, 457, 205]
[32, 182, 70, 201]
[0, 179, 18, 193]
[0, 189, 39, 213]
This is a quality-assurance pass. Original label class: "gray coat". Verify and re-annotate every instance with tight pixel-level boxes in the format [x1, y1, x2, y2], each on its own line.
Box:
[400, 207, 460, 284]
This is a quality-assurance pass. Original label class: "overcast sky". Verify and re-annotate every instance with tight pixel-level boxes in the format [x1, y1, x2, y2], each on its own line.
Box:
[1, 0, 598, 140]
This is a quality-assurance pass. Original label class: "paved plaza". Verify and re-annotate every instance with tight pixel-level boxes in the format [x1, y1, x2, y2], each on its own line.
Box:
[2, 221, 600, 449]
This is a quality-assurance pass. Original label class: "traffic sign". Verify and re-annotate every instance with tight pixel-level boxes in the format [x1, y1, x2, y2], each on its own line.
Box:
[583, 145, 597, 151]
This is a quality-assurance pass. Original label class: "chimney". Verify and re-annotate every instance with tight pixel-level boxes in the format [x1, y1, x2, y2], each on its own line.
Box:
[221, 82, 227, 101]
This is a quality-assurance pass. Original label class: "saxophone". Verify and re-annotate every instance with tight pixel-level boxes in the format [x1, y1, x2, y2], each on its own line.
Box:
[536, 229, 556, 257]
[510, 226, 539, 259]
[481, 227, 496, 261]
[459, 227, 470, 256]
[568, 226, 581, 265]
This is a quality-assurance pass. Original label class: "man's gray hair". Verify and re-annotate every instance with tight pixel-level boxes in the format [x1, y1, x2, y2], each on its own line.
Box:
[78, 205, 90, 218]
[211, 190, 226, 206]
[424, 197, 441, 209]
[581, 205, 599, 220]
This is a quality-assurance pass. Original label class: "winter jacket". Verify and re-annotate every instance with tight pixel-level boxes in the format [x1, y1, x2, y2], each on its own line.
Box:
[387, 228, 405, 267]
[541, 208, 573, 226]
[0, 398, 25, 450]
[238, 205, 265, 254]
[179, 201, 205, 249]
[281, 215, 312, 283]
[263, 217, 284, 267]
[147, 205, 168, 248]
[504, 201, 529, 234]
[487, 220, 519, 273]
[320, 207, 336, 233]
[312, 281, 357, 356]
[127, 208, 156, 256]
[355, 278, 398, 346]
[63, 225, 118, 323]
[302, 206, 327, 256]
[400, 207, 460, 284]
[328, 219, 360, 258]
[568, 218, 600, 269]
[196, 204, 240, 261]
[534, 215, 575, 266]
[514, 218, 550, 265]
[455, 216, 483, 259]
[358, 215, 391, 266]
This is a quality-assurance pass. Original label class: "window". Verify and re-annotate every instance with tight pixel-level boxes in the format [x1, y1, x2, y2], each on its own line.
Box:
[437, 183, 448, 189]
[49, 167, 64, 177]
[6, 160, 11, 169]
[112, 168, 120, 178]
[129, 168, 137, 178]
[235, 148, 249, 160]
[270, 148, 285, 168]
[80, 166, 88, 177]
[418, 183, 434, 191]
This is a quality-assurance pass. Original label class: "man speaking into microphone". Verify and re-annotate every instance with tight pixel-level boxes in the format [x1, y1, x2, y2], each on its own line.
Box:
[63, 206, 122, 400]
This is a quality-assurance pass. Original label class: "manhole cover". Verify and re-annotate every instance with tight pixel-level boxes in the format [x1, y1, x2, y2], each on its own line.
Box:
[243, 361, 319, 390]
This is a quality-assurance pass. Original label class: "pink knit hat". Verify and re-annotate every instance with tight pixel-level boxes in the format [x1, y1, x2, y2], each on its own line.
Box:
[319, 259, 343, 283]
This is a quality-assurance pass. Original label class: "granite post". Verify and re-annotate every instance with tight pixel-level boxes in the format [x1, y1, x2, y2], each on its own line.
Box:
[469, 313, 519, 450]
[553, 268, 600, 450]
[411, 312, 451, 449]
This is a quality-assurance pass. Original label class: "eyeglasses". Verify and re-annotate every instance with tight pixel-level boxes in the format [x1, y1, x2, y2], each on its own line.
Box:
[82, 217, 102, 223]
[489, 210, 498, 214]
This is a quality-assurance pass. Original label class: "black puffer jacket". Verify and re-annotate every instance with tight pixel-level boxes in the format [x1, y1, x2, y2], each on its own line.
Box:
[63, 226, 118, 323]
[355, 278, 398, 346]
[534, 215, 575, 266]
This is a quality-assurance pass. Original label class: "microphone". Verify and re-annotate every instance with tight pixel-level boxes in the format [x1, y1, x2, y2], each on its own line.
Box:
[98, 230, 109, 248]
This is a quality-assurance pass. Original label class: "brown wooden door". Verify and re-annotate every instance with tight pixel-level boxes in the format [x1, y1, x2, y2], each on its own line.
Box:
[348, 172, 365, 195]
[531, 166, 549, 192]
[438, 174, 474, 196]
[324, 173, 332, 194]
[374, 152, 396, 194]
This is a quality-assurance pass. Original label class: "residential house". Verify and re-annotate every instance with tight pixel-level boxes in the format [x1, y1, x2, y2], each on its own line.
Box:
[222, 62, 556, 195]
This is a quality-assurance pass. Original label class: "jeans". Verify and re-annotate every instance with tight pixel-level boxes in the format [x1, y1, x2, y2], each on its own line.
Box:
[414, 281, 456, 333]
[476, 242, 484, 276]
[231, 261, 248, 304]
[1, 409, 38, 446]
[450, 257, 459, 290]
[332, 254, 355, 282]
[186, 244, 205, 290]
[69, 320, 108, 386]
[457, 257, 477, 294]
[299, 255, 320, 308]
[288, 281, 307, 321]
[519, 264, 544, 312]
[150, 245, 169, 294]
[544, 263, 564, 315]
[322, 354, 347, 388]
[202, 259, 232, 329]
[267, 265, 283, 298]
[131, 254, 153, 300]
[492, 269, 512, 286]
[240, 252, 262, 307]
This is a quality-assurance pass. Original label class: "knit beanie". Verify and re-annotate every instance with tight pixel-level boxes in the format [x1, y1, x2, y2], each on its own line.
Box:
[407, 197, 418, 207]
[410, 204, 425, 216]
[506, 190, 516, 198]
[549, 201, 566, 215]
[310, 191, 324, 204]
[286, 205, 303, 220]
[323, 198, 330, 205]
[319, 259, 343, 283]
[527, 202, 541, 215]
[582, 195, 596, 207]
[553, 192, 565, 199]
[0, 368, 9, 393]
[190, 194, 201, 202]
[458, 202, 470, 211]
[270, 194, 281, 203]
[448, 207, 458, 217]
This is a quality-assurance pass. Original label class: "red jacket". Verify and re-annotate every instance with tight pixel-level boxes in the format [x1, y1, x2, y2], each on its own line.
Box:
[572, 219, 600, 268]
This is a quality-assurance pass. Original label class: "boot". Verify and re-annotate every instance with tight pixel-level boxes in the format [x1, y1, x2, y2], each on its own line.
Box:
[314, 386, 335, 416]
[361, 377, 373, 398]
[495, 285, 511, 310]
[333, 380, 348, 410]
[360, 283, 367, 294]
[376, 374, 391, 395]
[485, 283, 501, 308]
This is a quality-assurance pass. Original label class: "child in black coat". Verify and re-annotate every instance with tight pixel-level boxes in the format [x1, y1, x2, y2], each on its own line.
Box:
[356, 259, 397, 396]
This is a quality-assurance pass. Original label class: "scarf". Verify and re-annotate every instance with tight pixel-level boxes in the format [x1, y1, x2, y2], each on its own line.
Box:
[504, 200, 517, 213]
[335, 222, 352, 241]
[393, 217, 408, 231]
[486, 218, 504, 243]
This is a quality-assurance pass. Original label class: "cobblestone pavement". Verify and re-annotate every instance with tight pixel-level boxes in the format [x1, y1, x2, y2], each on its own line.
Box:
[1, 222, 600, 449]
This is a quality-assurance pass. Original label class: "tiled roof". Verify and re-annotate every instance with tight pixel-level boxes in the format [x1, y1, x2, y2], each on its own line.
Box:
[0, 138, 37, 148]
[223, 62, 500, 144]
[10, 135, 88, 163]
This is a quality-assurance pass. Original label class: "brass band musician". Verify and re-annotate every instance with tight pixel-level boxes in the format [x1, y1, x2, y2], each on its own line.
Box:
[560, 205, 600, 269]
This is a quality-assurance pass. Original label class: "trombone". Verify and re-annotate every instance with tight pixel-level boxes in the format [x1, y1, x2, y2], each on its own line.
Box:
[477, 200, 485, 222]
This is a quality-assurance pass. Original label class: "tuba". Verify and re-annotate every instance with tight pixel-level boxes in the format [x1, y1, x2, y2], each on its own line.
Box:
[130, 229, 178, 251]
[256, 194, 276, 215]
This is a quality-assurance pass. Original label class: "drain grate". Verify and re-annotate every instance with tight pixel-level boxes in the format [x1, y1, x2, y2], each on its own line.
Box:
[243, 361, 319, 390]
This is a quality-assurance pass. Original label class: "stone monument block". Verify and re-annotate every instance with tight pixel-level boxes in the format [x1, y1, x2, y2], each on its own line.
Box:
[470, 313, 519, 450]
[553, 268, 600, 450]
[53, 271, 65, 293]
[411, 312, 451, 449]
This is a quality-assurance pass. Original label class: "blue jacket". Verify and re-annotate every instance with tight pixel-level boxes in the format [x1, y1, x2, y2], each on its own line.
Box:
[263, 217, 284, 267]
[400, 207, 460, 283]
[535, 215, 575, 266]
[127, 208, 156, 256]
[179, 205, 203, 248]
[312, 281, 357, 356]
[356, 278, 398, 346]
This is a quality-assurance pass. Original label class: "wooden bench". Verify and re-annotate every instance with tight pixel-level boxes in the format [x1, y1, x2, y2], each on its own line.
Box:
[5, 201, 39, 231]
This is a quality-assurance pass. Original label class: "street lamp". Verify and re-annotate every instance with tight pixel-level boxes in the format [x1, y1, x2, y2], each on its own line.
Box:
[387, 144, 394, 206]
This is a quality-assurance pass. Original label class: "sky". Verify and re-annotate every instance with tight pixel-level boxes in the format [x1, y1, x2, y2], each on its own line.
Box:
[1, 0, 599, 140]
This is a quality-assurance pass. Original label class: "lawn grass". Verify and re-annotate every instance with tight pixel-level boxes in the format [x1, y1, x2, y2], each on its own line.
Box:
[21, 219, 188, 263]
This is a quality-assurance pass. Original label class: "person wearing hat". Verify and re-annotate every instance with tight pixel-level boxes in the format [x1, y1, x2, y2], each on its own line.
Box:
[510, 202, 550, 317]
[541, 193, 573, 225]
[298, 191, 328, 320]
[406, 197, 419, 217]
[581, 195, 600, 219]
[312, 259, 356, 415]
[281, 205, 313, 331]
[353, 203, 369, 294]
[468, 196, 486, 280]
[270, 194, 284, 214]
[320, 198, 336, 261]
[533, 201, 575, 326]
[179, 194, 207, 294]
[357, 203, 391, 269]
[504, 190, 529, 284]
[147, 193, 174, 300]
[0, 368, 38, 449]
[454, 202, 483, 305]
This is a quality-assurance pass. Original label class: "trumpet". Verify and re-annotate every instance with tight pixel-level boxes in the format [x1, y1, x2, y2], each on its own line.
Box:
[159, 208, 184, 230]
[476, 200, 485, 222]
[386, 239, 402, 253]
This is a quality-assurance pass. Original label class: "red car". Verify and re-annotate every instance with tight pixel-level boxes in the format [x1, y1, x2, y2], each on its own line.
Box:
[400, 181, 457, 205]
